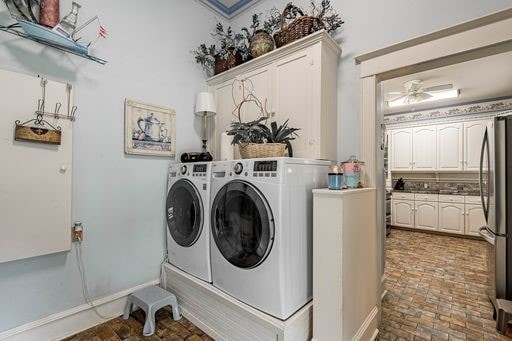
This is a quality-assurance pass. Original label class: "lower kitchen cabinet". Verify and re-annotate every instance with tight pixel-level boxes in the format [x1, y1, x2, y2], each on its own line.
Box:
[415, 201, 438, 230]
[392, 199, 414, 228]
[438, 203, 465, 234]
[465, 204, 486, 236]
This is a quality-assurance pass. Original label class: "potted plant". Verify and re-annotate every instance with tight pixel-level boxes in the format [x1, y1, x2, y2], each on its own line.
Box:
[192, 23, 251, 76]
[227, 117, 300, 158]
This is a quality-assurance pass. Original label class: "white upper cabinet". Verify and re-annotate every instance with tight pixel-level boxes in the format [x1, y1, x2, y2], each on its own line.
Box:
[274, 48, 313, 158]
[437, 123, 464, 171]
[391, 128, 412, 170]
[464, 120, 487, 171]
[412, 126, 437, 170]
[207, 31, 341, 160]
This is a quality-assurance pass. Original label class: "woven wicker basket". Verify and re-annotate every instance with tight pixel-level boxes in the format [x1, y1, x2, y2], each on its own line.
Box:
[273, 3, 324, 48]
[239, 143, 287, 159]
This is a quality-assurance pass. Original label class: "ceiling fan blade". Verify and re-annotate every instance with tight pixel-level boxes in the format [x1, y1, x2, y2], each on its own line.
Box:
[418, 92, 433, 101]
[387, 91, 404, 95]
[389, 94, 407, 102]
[423, 84, 453, 92]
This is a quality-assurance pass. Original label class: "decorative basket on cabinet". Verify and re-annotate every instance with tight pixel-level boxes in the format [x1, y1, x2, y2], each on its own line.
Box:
[273, 3, 324, 48]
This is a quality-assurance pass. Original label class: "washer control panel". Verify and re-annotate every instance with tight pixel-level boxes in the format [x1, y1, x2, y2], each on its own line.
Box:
[233, 162, 244, 175]
[193, 164, 208, 177]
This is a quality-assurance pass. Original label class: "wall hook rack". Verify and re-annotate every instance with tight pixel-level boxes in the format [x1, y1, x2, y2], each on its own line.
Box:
[36, 78, 78, 121]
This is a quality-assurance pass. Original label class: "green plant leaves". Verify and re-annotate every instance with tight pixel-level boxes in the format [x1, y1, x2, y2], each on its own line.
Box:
[227, 117, 299, 145]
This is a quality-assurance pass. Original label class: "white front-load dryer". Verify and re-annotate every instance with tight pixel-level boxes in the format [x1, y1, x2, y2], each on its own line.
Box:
[210, 157, 330, 319]
[166, 162, 212, 282]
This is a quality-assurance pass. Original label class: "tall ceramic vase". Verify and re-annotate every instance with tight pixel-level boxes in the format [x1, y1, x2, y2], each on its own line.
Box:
[39, 0, 60, 28]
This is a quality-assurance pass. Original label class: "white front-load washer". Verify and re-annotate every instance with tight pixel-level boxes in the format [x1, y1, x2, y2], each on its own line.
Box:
[210, 157, 330, 319]
[166, 162, 212, 282]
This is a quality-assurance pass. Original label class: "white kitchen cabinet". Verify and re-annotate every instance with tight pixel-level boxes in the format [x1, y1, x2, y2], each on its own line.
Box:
[392, 199, 414, 228]
[208, 31, 341, 160]
[439, 202, 465, 234]
[437, 123, 464, 171]
[391, 129, 413, 170]
[464, 120, 488, 171]
[239, 66, 273, 123]
[415, 201, 438, 230]
[412, 126, 437, 170]
[465, 204, 486, 236]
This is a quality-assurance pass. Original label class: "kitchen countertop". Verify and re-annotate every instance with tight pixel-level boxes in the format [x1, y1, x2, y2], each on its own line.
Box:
[391, 189, 481, 196]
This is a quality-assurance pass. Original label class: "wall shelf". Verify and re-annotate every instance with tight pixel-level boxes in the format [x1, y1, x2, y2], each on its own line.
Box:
[0, 23, 107, 65]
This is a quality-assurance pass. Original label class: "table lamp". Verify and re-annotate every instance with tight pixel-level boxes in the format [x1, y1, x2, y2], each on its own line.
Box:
[194, 92, 216, 160]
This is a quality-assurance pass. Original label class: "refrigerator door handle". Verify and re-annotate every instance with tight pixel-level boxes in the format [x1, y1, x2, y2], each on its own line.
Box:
[479, 226, 495, 246]
[479, 129, 489, 220]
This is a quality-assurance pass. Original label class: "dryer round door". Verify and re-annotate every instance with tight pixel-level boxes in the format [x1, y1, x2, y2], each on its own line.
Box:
[166, 179, 203, 247]
[211, 180, 275, 269]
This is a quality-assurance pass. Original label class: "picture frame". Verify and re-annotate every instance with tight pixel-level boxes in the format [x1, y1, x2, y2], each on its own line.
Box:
[124, 99, 176, 157]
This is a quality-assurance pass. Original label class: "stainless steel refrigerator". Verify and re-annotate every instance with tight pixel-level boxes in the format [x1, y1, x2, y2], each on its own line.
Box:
[479, 114, 512, 302]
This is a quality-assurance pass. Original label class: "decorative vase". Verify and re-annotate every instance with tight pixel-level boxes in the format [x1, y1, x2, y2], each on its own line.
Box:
[250, 30, 274, 58]
[39, 0, 60, 28]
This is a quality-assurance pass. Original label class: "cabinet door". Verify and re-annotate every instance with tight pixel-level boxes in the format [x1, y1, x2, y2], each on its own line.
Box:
[465, 204, 486, 236]
[239, 67, 273, 123]
[412, 126, 437, 170]
[392, 199, 414, 228]
[415, 201, 438, 231]
[391, 129, 412, 170]
[211, 80, 240, 159]
[437, 123, 463, 171]
[274, 48, 313, 158]
[464, 120, 487, 171]
[439, 203, 465, 234]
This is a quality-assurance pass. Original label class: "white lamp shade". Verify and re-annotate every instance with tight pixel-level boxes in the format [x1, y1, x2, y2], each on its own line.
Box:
[194, 92, 216, 117]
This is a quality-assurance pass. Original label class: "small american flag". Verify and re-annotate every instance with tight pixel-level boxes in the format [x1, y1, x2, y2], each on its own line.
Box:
[99, 25, 108, 38]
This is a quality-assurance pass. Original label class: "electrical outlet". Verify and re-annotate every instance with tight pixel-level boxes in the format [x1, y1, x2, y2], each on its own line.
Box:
[72, 222, 83, 243]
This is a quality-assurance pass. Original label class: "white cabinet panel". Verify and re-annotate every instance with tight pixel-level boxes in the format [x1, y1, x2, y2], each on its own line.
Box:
[212, 80, 239, 158]
[240, 67, 273, 123]
[415, 201, 438, 230]
[274, 49, 312, 158]
[413, 126, 437, 170]
[392, 199, 414, 228]
[465, 204, 486, 236]
[391, 129, 412, 170]
[437, 123, 463, 171]
[439, 203, 465, 234]
[464, 120, 487, 171]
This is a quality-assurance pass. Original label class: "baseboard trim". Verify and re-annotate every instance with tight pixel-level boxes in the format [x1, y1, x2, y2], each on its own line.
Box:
[0, 279, 160, 341]
[351, 306, 379, 341]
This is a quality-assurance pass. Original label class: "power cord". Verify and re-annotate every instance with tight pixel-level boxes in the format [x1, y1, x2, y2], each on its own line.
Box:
[75, 239, 117, 320]
[160, 251, 169, 289]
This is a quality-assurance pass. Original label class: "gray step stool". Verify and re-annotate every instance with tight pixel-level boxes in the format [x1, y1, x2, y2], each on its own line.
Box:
[123, 285, 181, 336]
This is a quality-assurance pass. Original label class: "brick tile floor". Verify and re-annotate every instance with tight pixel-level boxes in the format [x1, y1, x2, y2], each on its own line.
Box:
[379, 228, 512, 340]
[64, 306, 213, 341]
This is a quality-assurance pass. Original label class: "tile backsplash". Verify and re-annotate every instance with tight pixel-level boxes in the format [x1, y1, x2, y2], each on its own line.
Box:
[392, 180, 480, 194]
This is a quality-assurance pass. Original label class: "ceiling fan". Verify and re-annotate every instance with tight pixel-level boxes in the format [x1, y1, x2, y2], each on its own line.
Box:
[387, 79, 454, 105]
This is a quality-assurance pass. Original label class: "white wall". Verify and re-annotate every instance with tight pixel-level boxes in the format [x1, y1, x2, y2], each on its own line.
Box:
[0, 0, 223, 332]
[231, 0, 512, 161]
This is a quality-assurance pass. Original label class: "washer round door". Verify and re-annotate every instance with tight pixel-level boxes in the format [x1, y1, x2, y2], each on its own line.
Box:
[211, 180, 275, 269]
[166, 179, 203, 247]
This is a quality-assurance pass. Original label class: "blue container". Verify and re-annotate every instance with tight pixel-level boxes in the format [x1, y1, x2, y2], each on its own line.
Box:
[345, 174, 359, 188]
[328, 173, 344, 190]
